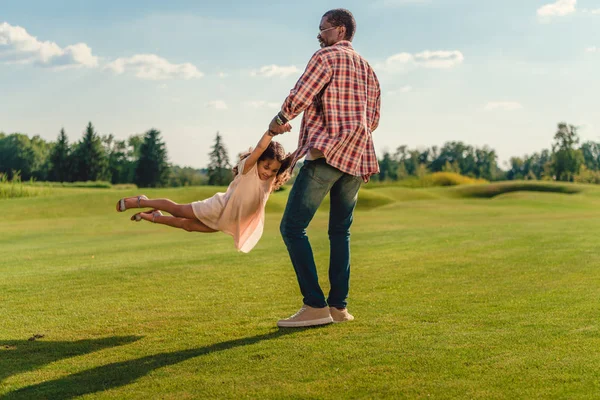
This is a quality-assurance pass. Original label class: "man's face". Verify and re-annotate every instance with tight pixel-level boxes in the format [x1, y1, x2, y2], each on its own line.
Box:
[317, 16, 345, 48]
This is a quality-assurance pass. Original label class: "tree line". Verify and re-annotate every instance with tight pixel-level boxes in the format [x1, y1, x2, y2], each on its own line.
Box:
[2, 122, 599, 187]
[375, 122, 600, 184]
[0, 122, 180, 187]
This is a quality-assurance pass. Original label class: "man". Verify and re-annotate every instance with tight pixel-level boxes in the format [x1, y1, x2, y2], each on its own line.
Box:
[268, 9, 381, 328]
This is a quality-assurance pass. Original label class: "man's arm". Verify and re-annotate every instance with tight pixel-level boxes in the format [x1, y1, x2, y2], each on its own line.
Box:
[370, 72, 381, 132]
[269, 52, 332, 133]
[371, 91, 381, 132]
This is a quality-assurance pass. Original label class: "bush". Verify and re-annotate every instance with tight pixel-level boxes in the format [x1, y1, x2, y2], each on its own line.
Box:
[398, 172, 488, 188]
[0, 174, 51, 199]
[574, 167, 600, 184]
[451, 181, 581, 198]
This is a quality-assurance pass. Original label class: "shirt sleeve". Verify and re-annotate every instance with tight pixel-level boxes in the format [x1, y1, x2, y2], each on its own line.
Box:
[280, 52, 332, 121]
[370, 71, 381, 132]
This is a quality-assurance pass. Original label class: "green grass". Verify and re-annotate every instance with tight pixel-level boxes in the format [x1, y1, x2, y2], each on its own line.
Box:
[24, 181, 115, 189]
[2, 182, 600, 399]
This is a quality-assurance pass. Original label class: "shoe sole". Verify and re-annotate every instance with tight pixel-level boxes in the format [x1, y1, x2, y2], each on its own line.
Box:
[277, 316, 333, 328]
[332, 317, 354, 323]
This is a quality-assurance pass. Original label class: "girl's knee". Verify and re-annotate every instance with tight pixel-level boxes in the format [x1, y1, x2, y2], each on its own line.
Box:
[182, 220, 196, 232]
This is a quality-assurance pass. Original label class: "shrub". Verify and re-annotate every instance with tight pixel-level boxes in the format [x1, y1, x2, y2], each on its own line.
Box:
[451, 181, 581, 198]
[398, 172, 488, 188]
[574, 167, 600, 184]
[0, 174, 51, 199]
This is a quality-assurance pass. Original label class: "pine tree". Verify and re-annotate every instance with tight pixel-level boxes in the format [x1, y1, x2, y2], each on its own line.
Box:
[134, 129, 169, 188]
[207, 131, 232, 186]
[72, 122, 109, 181]
[49, 128, 71, 182]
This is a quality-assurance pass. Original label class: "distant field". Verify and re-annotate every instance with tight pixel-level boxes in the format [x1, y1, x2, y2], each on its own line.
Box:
[2, 181, 600, 399]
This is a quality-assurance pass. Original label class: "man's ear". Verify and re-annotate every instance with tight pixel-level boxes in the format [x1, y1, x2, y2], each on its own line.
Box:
[339, 26, 347, 40]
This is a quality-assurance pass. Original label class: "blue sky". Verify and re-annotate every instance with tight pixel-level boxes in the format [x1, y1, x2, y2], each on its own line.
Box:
[1, 0, 598, 169]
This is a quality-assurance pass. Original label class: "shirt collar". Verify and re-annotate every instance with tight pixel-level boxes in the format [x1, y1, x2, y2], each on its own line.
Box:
[333, 40, 353, 49]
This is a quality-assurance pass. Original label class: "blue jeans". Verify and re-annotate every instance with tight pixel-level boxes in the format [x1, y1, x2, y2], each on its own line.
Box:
[280, 159, 362, 309]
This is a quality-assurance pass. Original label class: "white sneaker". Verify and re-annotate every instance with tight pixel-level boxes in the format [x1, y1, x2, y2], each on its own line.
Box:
[277, 305, 333, 328]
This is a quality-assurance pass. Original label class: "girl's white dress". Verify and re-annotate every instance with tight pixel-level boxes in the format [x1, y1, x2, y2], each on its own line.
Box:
[191, 158, 273, 253]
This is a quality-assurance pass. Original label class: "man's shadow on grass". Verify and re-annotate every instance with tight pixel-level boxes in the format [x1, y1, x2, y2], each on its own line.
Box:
[1, 327, 311, 400]
[0, 335, 142, 385]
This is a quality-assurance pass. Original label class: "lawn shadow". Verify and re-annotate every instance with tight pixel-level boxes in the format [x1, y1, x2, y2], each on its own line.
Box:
[1, 327, 315, 399]
[0, 335, 142, 384]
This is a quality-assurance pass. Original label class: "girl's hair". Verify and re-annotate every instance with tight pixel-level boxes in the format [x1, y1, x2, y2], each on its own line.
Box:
[232, 141, 293, 192]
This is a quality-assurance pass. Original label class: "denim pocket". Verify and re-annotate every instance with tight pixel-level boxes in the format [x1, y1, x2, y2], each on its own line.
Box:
[307, 159, 342, 185]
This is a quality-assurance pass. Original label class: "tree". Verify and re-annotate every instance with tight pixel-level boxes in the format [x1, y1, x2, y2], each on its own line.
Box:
[580, 141, 600, 172]
[0, 133, 50, 181]
[526, 150, 552, 180]
[72, 122, 109, 181]
[442, 160, 461, 174]
[103, 134, 129, 184]
[134, 129, 170, 188]
[117, 134, 145, 184]
[168, 166, 208, 187]
[506, 157, 525, 180]
[377, 151, 397, 181]
[207, 131, 232, 186]
[551, 122, 583, 181]
[49, 128, 71, 182]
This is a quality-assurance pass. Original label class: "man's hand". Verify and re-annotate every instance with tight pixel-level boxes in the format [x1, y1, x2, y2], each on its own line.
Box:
[269, 117, 292, 135]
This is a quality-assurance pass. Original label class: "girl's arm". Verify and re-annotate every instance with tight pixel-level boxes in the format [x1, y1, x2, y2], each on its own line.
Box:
[242, 126, 290, 174]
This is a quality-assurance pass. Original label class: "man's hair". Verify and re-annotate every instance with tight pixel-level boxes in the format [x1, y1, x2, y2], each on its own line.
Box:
[323, 9, 356, 41]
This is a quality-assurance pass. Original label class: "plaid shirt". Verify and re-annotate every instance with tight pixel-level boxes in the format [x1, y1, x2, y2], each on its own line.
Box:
[280, 41, 381, 179]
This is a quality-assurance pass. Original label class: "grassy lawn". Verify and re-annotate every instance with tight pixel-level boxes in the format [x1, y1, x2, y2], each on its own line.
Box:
[1, 182, 600, 399]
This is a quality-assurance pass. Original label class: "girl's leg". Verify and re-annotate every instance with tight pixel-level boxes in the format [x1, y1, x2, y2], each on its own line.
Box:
[138, 210, 217, 233]
[141, 198, 196, 219]
[122, 196, 196, 219]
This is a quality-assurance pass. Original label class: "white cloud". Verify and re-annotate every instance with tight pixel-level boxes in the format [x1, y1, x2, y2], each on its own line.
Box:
[537, 0, 577, 17]
[246, 100, 280, 109]
[106, 54, 203, 80]
[250, 64, 299, 78]
[377, 52, 416, 73]
[414, 50, 465, 68]
[0, 21, 98, 68]
[581, 8, 600, 14]
[377, 50, 464, 73]
[206, 100, 228, 110]
[218, 72, 228, 78]
[388, 86, 413, 95]
[484, 101, 524, 111]
[585, 46, 598, 53]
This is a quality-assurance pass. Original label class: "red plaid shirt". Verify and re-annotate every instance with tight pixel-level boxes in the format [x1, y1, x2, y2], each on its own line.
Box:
[280, 41, 381, 179]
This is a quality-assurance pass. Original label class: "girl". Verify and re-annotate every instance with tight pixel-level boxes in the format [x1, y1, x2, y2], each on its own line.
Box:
[115, 129, 293, 253]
